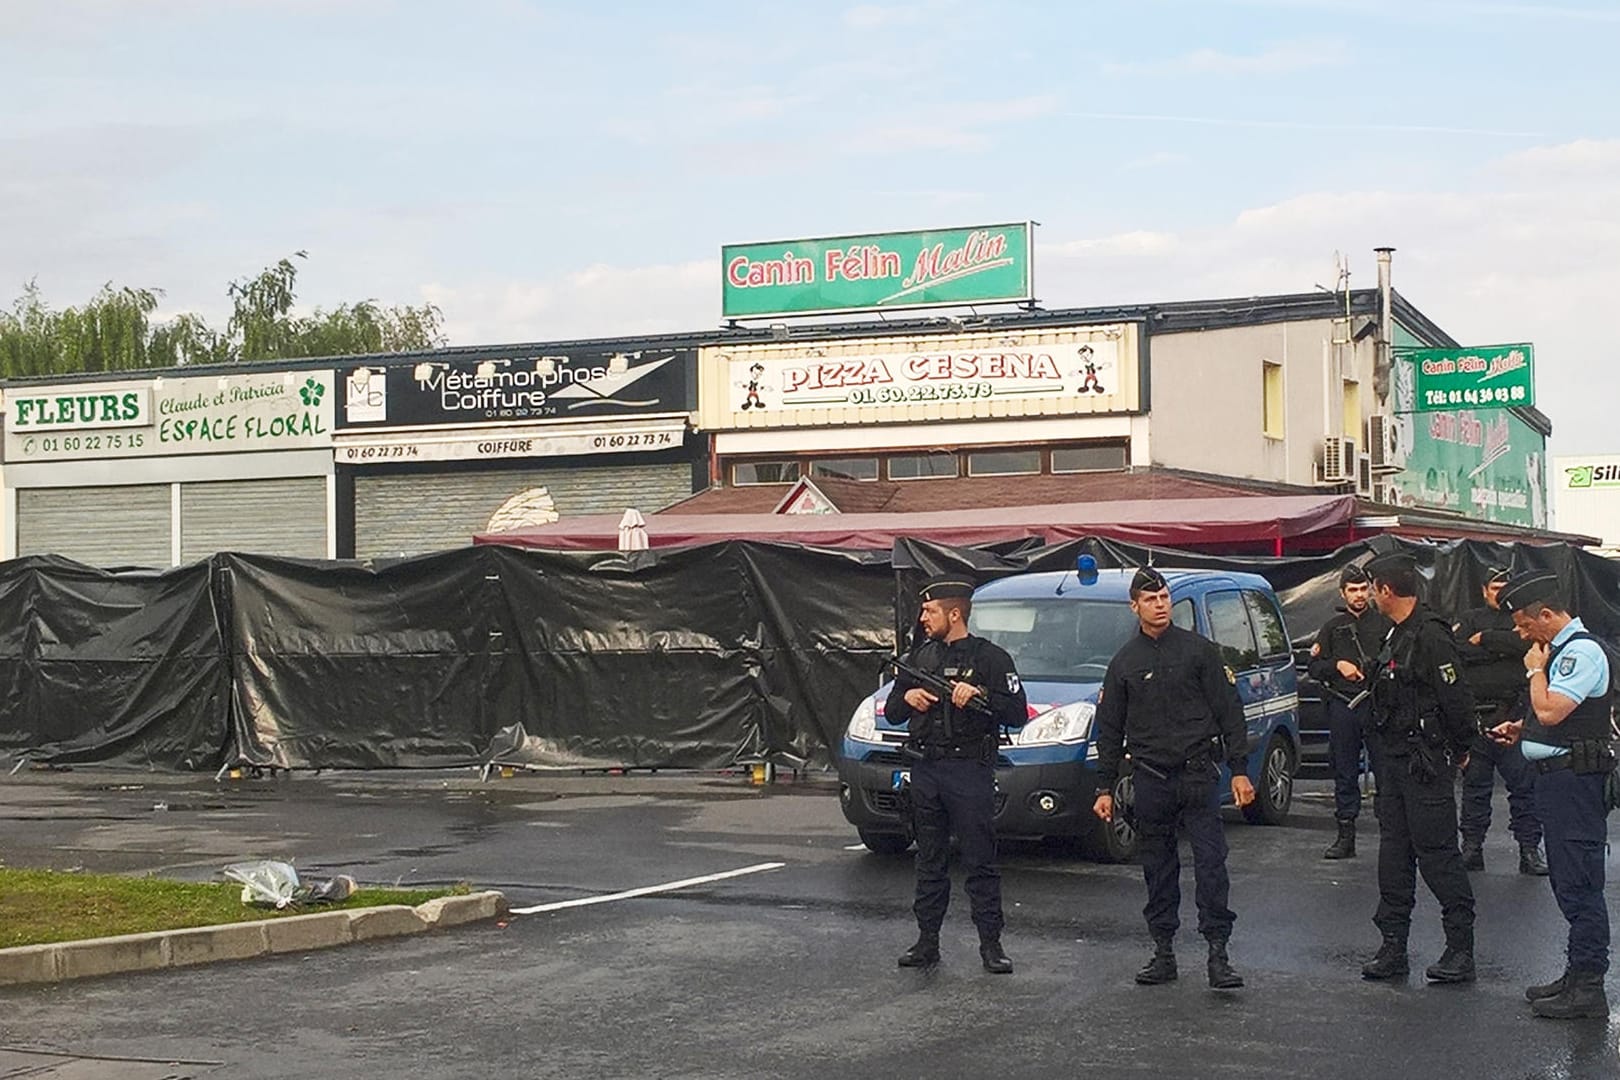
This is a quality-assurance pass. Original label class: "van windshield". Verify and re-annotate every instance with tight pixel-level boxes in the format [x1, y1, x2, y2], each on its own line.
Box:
[970, 599, 1141, 683]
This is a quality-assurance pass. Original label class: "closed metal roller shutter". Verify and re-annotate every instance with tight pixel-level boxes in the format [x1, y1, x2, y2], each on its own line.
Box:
[356, 462, 691, 559]
[17, 485, 172, 568]
[180, 477, 328, 563]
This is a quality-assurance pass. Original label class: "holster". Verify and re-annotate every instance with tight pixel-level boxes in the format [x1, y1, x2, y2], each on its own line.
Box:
[1408, 740, 1443, 783]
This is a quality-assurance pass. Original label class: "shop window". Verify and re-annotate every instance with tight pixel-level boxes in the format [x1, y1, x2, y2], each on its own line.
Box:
[967, 450, 1040, 477]
[888, 453, 958, 480]
[809, 457, 879, 481]
[1052, 445, 1128, 473]
[1263, 361, 1285, 439]
[732, 461, 800, 486]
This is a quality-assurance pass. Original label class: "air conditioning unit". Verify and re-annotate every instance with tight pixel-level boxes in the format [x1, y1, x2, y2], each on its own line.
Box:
[1366, 414, 1403, 473]
[1357, 453, 1373, 496]
[1319, 437, 1355, 484]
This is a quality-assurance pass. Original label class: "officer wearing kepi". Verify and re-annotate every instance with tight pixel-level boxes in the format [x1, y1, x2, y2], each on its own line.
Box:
[1092, 567, 1254, 990]
[885, 575, 1028, 974]
[1360, 551, 1478, 984]
[1454, 566, 1547, 875]
[1307, 563, 1391, 859]
[1489, 571, 1614, 1020]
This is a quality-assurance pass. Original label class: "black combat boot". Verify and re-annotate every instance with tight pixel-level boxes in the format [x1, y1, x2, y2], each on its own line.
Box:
[1206, 937, 1244, 989]
[1322, 820, 1356, 860]
[1531, 970, 1610, 1020]
[1361, 936, 1409, 980]
[1135, 937, 1177, 985]
[1425, 944, 1476, 984]
[897, 932, 940, 968]
[1525, 969, 1570, 1002]
[979, 936, 1013, 975]
[1459, 838, 1484, 872]
[1518, 843, 1549, 876]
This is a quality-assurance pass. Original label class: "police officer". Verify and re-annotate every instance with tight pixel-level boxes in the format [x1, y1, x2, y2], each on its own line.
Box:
[1308, 563, 1390, 859]
[886, 575, 1028, 974]
[1360, 551, 1478, 984]
[1454, 566, 1547, 875]
[1490, 572, 1613, 1020]
[1092, 567, 1254, 990]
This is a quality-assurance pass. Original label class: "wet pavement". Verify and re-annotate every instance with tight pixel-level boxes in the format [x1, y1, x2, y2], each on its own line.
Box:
[1, 767, 1617, 1079]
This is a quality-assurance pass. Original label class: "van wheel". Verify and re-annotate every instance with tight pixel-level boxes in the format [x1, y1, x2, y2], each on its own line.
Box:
[859, 829, 913, 855]
[1082, 768, 1138, 863]
[1243, 735, 1296, 825]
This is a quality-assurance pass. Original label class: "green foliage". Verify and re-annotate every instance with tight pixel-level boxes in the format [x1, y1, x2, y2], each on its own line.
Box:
[0, 253, 446, 378]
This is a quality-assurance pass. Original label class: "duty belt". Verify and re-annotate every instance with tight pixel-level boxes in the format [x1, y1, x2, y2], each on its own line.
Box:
[911, 740, 990, 761]
[1533, 756, 1575, 775]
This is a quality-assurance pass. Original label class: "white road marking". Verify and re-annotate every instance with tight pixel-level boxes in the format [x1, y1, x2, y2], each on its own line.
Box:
[510, 861, 786, 915]
[843, 843, 868, 850]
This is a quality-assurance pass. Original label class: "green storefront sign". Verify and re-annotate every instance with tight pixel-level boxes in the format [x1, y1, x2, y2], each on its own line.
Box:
[721, 222, 1034, 319]
[1401, 343, 1535, 412]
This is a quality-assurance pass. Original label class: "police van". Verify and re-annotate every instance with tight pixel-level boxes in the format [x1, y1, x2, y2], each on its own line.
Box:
[837, 564, 1303, 860]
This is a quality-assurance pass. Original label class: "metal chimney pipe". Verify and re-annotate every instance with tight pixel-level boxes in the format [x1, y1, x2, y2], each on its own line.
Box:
[1373, 246, 1395, 401]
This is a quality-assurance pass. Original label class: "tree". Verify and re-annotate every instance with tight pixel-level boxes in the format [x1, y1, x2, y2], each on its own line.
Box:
[0, 253, 446, 379]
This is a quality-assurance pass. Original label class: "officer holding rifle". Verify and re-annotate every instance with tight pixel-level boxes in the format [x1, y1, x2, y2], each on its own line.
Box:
[885, 575, 1028, 974]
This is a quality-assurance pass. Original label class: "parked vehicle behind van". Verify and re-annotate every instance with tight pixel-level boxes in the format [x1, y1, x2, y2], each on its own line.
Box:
[837, 566, 1302, 861]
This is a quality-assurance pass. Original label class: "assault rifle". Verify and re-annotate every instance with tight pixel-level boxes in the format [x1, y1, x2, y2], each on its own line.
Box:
[882, 655, 995, 718]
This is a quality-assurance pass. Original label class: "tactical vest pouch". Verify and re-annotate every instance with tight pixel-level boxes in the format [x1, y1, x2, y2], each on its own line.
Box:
[1569, 738, 1617, 776]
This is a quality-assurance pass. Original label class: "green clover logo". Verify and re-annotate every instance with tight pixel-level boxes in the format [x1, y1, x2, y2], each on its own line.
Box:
[299, 378, 325, 407]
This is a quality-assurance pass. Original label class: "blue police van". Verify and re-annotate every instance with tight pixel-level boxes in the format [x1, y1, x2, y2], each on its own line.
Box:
[837, 565, 1302, 861]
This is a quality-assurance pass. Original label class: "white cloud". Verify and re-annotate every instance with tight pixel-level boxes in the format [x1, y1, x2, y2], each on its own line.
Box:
[1105, 38, 1347, 76]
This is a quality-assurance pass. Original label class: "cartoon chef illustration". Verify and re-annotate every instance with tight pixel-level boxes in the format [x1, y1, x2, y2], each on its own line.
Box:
[1076, 345, 1107, 394]
[740, 362, 769, 410]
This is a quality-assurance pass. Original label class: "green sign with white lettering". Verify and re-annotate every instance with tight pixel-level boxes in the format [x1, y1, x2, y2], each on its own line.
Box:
[721, 222, 1034, 319]
[1400, 343, 1535, 413]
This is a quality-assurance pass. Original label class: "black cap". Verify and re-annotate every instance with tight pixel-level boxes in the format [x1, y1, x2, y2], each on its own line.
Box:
[1130, 566, 1169, 595]
[1338, 563, 1371, 587]
[1364, 551, 1418, 582]
[919, 575, 975, 602]
[1497, 571, 1561, 613]
[1485, 566, 1512, 587]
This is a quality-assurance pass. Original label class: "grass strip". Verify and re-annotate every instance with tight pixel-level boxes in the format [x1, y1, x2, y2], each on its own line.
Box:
[0, 867, 466, 949]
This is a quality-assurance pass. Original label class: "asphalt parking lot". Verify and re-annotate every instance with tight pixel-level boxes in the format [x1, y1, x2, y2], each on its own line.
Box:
[1, 768, 1617, 1079]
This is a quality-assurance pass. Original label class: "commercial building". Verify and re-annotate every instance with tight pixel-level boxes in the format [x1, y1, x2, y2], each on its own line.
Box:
[1553, 454, 1620, 551]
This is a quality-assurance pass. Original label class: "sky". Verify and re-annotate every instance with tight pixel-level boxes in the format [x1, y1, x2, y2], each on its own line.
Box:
[2, 0, 1617, 455]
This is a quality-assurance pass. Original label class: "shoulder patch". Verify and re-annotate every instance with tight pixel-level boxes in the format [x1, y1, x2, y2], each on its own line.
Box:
[1006, 673, 1022, 694]
[1557, 655, 1578, 678]
[1439, 662, 1458, 685]
[1224, 665, 1237, 685]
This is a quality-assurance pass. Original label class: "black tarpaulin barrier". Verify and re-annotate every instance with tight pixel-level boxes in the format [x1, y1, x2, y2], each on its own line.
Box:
[218, 549, 511, 770]
[0, 556, 227, 769]
[485, 541, 894, 770]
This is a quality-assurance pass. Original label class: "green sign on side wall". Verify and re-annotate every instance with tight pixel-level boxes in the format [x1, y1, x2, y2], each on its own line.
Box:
[1401, 343, 1535, 412]
[721, 222, 1034, 319]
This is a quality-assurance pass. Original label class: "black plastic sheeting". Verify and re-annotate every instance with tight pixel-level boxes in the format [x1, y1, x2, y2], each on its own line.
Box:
[0, 556, 227, 769]
[1, 538, 1613, 773]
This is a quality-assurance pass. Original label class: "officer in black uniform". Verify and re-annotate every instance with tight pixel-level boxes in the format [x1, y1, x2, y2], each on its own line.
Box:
[1308, 563, 1391, 859]
[1360, 551, 1478, 984]
[885, 575, 1028, 974]
[1454, 566, 1547, 875]
[1092, 567, 1253, 990]
[1491, 571, 1614, 1020]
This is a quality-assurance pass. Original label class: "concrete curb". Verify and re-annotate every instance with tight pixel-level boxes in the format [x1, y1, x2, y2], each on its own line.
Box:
[0, 890, 507, 988]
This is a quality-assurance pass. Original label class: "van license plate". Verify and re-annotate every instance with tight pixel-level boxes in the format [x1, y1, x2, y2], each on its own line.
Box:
[892, 769, 910, 790]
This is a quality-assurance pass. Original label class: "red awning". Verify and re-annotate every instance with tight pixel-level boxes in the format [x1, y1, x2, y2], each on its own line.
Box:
[475, 494, 1359, 551]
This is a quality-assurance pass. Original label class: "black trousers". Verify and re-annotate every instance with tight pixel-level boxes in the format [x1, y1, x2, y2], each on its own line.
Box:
[1460, 733, 1541, 846]
[1134, 763, 1235, 942]
[910, 757, 1002, 939]
[1371, 744, 1475, 948]
[1326, 696, 1373, 822]
[1535, 767, 1610, 975]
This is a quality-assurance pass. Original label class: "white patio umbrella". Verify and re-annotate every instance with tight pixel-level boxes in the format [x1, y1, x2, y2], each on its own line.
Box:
[617, 508, 649, 551]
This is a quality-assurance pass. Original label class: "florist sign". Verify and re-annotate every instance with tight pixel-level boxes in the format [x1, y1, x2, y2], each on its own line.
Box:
[3, 372, 334, 462]
[721, 222, 1034, 319]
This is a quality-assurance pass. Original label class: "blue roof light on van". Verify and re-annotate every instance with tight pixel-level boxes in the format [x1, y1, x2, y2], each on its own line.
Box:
[1076, 553, 1099, 586]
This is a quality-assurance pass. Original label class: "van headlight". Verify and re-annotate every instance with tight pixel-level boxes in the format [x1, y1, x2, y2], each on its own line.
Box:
[1014, 702, 1095, 746]
[846, 696, 880, 743]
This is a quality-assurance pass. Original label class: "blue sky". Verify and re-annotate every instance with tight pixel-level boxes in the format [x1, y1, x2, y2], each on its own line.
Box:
[3, 0, 1617, 456]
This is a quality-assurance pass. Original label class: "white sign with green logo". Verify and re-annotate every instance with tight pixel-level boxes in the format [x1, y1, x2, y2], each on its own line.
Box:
[3, 372, 335, 462]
